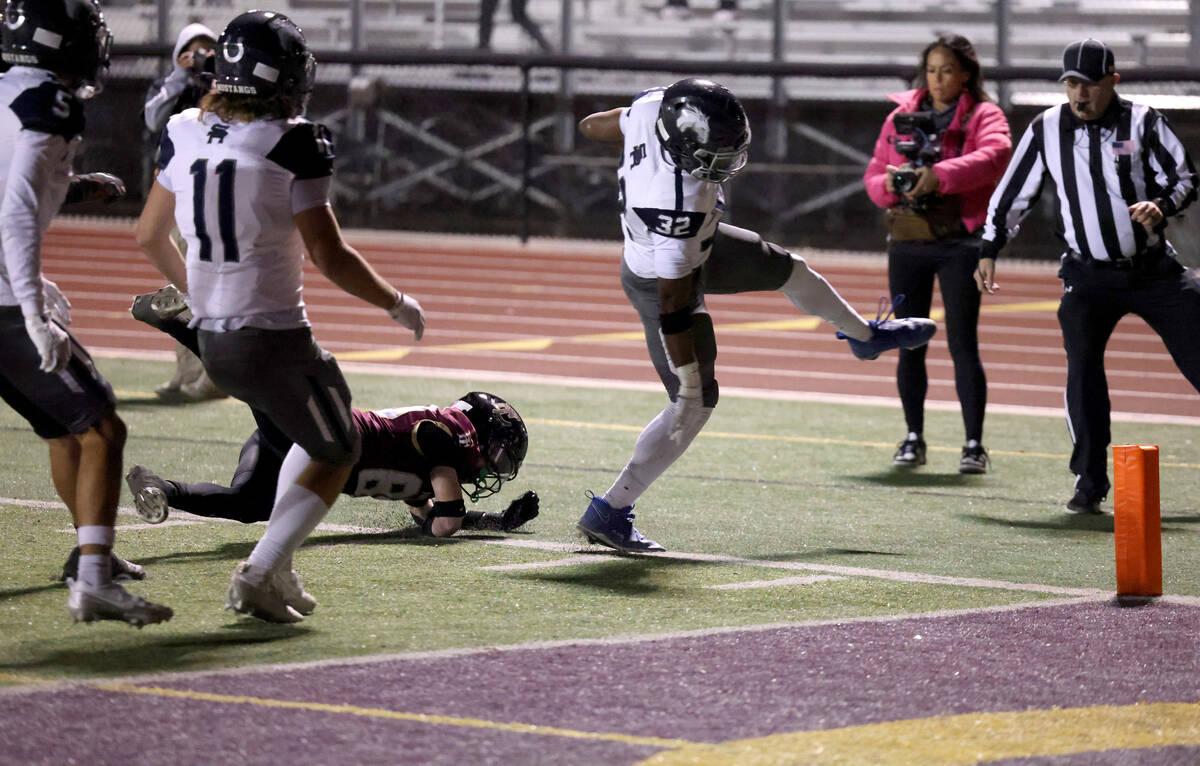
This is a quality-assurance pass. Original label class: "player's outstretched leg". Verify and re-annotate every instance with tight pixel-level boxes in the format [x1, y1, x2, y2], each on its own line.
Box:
[577, 493, 665, 553]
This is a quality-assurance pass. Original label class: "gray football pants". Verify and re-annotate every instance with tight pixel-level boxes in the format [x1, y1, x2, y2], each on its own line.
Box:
[621, 222, 796, 408]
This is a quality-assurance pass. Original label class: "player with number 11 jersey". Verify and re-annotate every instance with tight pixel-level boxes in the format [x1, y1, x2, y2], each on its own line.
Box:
[135, 9, 428, 622]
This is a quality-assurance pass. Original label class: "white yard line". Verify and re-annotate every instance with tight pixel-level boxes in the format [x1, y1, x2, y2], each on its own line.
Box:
[707, 575, 846, 590]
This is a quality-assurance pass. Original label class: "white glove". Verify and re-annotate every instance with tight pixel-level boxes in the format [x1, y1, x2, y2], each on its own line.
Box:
[668, 361, 705, 445]
[42, 279, 72, 326]
[388, 292, 425, 341]
[24, 314, 72, 374]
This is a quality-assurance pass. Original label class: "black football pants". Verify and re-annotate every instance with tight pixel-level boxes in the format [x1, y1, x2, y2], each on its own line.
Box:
[887, 238, 986, 442]
[1057, 254, 1200, 502]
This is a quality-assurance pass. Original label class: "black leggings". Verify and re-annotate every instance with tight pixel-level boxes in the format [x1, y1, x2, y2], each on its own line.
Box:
[887, 238, 986, 442]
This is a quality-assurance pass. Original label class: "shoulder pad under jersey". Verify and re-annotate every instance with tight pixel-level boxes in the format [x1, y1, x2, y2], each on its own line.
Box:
[266, 121, 335, 180]
[9, 81, 84, 140]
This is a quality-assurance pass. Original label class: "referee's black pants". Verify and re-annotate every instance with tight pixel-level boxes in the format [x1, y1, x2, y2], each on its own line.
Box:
[1057, 253, 1200, 503]
[888, 237, 987, 442]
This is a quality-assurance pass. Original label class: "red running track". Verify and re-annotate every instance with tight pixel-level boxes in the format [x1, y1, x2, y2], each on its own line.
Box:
[41, 218, 1200, 423]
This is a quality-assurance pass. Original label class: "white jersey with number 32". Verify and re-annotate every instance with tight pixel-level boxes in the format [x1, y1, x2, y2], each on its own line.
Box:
[618, 88, 724, 281]
[155, 108, 334, 327]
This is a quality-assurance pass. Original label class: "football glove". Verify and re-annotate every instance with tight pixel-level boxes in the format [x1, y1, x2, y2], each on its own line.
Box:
[42, 279, 72, 326]
[500, 490, 539, 531]
[388, 292, 425, 341]
[24, 314, 71, 373]
[65, 172, 126, 205]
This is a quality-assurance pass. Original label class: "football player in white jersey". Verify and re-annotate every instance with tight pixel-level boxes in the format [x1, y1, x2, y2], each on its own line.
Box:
[134, 10, 426, 622]
[0, 0, 172, 627]
[575, 79, 938, 552]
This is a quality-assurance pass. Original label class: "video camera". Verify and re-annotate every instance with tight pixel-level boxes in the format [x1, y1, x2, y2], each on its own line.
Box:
[890, 111, 940, 195]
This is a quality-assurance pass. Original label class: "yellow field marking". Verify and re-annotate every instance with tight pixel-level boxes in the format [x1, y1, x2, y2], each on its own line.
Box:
[981, 299, 1062, 314]
[0, 672, 52, 685]
[639, 701, 1200, 766]
[89, 682, 693, 749]
[334, 348, 413, 362]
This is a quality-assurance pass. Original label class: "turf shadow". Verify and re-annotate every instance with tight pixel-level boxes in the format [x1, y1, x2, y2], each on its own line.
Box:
[511, 555, 689, 596]
[0, 626, 309, 677]
[848, 471, 984, 488]
[957, 512, 1116, 533]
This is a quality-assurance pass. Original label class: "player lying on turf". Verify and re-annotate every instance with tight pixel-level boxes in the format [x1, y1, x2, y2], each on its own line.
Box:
[125, 391, 537, 539]
[127, 286, 535, 541]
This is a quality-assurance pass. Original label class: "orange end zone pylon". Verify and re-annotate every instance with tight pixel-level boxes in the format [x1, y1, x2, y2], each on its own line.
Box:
[1112, 444, 1162, 597]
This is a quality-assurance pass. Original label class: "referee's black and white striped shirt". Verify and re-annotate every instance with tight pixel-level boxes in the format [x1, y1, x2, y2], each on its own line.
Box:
[982, 97, 1196, 262]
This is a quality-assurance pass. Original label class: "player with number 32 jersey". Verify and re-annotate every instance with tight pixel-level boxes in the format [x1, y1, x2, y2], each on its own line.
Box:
[618, 87, 723, 281]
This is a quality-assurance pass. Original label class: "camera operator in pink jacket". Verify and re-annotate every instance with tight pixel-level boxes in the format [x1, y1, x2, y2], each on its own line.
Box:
[863, 33, 1011, 474]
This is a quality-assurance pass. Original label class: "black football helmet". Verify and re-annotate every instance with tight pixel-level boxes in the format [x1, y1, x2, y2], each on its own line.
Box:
[1, 0, 111, 98]
[452, 392, 528, 500]
[214, 10, 315, 104]
[655, 78, 751, 183]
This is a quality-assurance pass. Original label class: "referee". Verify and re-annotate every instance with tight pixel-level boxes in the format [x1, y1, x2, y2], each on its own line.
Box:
[977, 38, 1200, 515]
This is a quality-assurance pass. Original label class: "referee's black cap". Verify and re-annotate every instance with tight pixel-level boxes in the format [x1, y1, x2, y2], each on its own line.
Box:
[1059, 38, 1115, 83]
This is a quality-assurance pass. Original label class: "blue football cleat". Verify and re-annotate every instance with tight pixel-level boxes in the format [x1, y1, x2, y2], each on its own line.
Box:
[577, 494, 665, 553]
[837, 295, 936, 361]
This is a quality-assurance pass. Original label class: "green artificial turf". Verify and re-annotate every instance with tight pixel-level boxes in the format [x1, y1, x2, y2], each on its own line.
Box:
[1, 358, 1197, 682]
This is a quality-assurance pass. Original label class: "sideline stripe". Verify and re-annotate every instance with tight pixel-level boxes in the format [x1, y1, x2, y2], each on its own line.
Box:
[89, 351, 1200, 425]
[88, 682, 694, 749]
[337, 300, 1063, 362]
[641, 702, 1200, 766]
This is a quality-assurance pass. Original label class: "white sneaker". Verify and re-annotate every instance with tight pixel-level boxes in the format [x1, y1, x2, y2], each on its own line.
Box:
[274, 569, 317, 616]
[225, 562, 304, 623]
[67, 579, 173, 627]
[660, 4, 690, 20]
[713, 7, 736, 23]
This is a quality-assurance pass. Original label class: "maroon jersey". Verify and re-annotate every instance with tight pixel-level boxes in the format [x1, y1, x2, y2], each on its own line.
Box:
[344, 406, 484, 504]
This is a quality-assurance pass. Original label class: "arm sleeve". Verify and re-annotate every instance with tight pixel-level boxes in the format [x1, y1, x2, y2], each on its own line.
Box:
[934, 104, 1013, 196]
[980, 116, 1046, 256]
[142, 69, 189, 133]
[863, 111, 901, 209]
[0, 130, 64, 318]
[1143, 109, 1197, 217]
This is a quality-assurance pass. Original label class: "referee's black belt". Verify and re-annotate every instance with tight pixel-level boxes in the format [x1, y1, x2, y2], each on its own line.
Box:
[1067, 246, 1165, 271]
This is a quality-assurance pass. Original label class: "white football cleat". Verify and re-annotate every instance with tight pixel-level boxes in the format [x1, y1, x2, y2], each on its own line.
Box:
[274, 569, 317, 616]
[225, 562, 304, 623]
[126, 465, 170, 524]
[67, 579, 173, 628]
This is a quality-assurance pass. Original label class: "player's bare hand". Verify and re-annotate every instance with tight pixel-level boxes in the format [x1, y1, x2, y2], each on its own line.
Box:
[1129, 201, 1164, 227]
[975, 257, 998, 295]
[388, 292, 426, 341]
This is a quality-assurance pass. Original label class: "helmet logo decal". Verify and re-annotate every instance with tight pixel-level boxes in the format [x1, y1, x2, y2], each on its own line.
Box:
[32, 27, 62, 49]
[222, 41, 244, 63]
[252, 61, 280, 83]
[675, 105, 710, 143]
[3, 3, 25, 30]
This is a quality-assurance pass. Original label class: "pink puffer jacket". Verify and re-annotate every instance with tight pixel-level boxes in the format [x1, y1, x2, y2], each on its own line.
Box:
[863, 88, 1012, 233]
